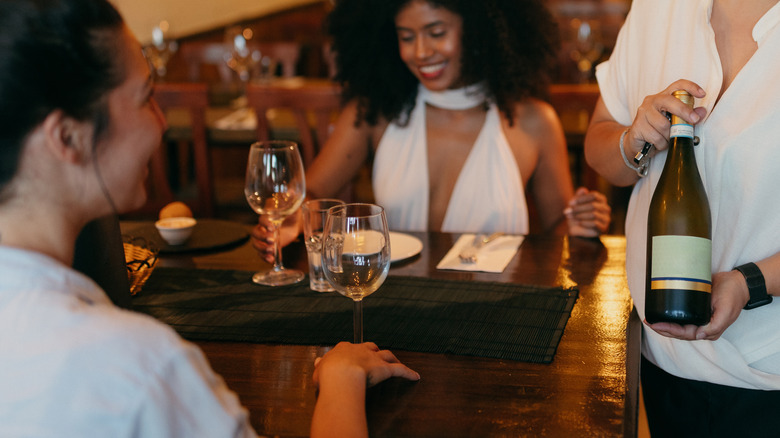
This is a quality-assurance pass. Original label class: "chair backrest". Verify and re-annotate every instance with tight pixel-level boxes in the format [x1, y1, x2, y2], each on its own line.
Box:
[146, 82, 214, 217]
[548, 83, 601, 187]
[548, 83, 600, 121]
[181, 42, 232, 83]
[255, 41, 301, 78]
[246, 81, 342, 167]
[181, 41, 302, 83]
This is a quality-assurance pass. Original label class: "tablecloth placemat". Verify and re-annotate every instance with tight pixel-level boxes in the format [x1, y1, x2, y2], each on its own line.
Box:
[123, 220, 249, 254]
[132, 267, 579, 363]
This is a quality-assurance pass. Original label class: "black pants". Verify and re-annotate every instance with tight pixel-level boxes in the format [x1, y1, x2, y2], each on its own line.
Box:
[641, 355, 780, 438]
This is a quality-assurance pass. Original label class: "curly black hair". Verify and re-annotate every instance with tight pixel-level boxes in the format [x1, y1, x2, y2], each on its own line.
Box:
[326, 0, 560, 126]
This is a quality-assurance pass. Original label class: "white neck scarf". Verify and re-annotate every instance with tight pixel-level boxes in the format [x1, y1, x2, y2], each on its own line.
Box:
[373, 81, 529, 235]
[418, 83, 488, 110]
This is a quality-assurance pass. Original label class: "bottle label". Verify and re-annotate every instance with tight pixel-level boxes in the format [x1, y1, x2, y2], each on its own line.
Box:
[670, 123, 694, 139]
[651, 235, 712, 293]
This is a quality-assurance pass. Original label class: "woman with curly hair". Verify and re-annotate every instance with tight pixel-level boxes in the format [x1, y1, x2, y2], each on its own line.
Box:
[253, 0, 611, 260]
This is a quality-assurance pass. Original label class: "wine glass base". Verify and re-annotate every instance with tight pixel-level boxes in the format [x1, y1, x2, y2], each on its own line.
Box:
[252, 269, 305, 286]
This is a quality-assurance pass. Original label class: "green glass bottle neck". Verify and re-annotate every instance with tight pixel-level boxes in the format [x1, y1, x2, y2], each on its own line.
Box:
[664, 123, 697, 173]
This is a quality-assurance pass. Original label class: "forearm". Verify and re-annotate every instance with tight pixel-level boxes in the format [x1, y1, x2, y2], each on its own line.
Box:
[584, 118, 641, 187]
[310, 366, 368, 438]
[306, 101, 373, 200]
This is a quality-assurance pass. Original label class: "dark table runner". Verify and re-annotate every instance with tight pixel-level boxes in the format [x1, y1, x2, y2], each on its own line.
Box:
[133, 267, 578, 363]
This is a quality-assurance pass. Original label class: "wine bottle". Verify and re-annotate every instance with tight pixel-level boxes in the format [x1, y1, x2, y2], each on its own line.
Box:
[645, 90, 712, 325]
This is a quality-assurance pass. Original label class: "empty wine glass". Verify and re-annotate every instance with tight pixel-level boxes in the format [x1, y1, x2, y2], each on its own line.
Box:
[321, 203, 391, 343]
[143, 20, 178, 80]
[244, 141, 306, 286]
[568, 18, 604, 83]
[224, 26, 260, 102]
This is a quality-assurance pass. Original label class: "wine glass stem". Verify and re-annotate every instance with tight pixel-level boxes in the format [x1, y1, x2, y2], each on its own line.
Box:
[270, 219, 285, 272]
[353, 299, 363, 344]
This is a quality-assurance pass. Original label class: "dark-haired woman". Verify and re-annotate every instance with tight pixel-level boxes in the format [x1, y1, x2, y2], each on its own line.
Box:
[252, 0, 611, 260]
[0, 0, 417, 436]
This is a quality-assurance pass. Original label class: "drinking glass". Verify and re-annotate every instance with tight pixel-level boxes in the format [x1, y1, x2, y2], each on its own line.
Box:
[244, 141, 306, 286]
[568, 18, 603, 83]
[224, 26, 260, 102]
[302, 199, 346, 292]
[321, 204, 391, 343]
[143, 21, 178, 80]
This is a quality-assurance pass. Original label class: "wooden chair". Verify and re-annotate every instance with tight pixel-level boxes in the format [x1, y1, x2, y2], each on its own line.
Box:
[256, 41, 301, 78]
[143, 82, 214, 217]
[245, 80, 365, 201]
[181, 41, 302, 83]
[548, 83, 601, 187]
[548, 83, 600, 120]
[245, 81, 342, 167]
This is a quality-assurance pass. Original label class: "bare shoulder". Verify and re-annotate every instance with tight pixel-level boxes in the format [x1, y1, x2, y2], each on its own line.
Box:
[332, 99, 390, 151]
[501, 98, 565, 151]
[509, 98, 562, 137]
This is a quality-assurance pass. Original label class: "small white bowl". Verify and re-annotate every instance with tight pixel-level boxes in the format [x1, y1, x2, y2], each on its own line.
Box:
[155, 217, 197, 245]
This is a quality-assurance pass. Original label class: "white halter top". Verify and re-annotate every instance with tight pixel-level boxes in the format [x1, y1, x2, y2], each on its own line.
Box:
[372, 84, 529, 234]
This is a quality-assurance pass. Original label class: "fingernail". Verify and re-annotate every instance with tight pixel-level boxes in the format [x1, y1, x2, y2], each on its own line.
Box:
[696, 332, 706, 340]
[314, 357, 321, 366]
[563, 207, 573, 216]
[691, 112, 701, 123]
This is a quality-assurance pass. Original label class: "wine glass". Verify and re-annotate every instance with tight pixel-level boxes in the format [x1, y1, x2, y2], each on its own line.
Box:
[568, 18, 604, 83]
[244, 141, 306, 286]
[321, 203, 391, 343]
[143, 20, 178, 80]
[224, 26, 260, 104]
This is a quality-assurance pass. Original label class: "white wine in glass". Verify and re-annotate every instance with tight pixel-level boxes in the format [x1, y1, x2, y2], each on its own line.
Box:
[321, 204, 391, 343]
[244, 141, 306, 286]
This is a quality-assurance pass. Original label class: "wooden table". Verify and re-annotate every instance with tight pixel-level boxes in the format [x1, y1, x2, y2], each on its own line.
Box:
[152, 231, 639, 437]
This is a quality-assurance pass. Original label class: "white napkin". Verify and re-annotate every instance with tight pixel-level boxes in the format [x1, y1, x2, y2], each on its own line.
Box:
[436, 233, 524, 273]
[213, 107, 257, 130]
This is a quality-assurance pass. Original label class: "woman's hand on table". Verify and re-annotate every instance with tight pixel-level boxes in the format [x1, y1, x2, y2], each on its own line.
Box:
[310, 342, 420, 438]
[250, 211, 302, 263]
[646, 269, 749, 341]
[564, 187, 612, 237]
[313, 342, 420, 389]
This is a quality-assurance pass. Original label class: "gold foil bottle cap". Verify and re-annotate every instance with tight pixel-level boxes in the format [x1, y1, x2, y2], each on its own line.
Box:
[671, 90, 695, 126]
[673, 90, 694, 109]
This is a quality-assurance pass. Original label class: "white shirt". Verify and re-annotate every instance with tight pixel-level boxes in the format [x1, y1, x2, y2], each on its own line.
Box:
[0, 246, 257, 437]
[597, 0, 780, 389]
[372, 86, 529, 234]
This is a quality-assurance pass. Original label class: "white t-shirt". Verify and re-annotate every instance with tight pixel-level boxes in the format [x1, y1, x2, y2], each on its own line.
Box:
[0, 246, 257, 437]
[597, 0, 780, 389]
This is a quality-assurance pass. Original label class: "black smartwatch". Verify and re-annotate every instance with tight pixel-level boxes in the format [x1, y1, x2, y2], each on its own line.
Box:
[734, 262, 773, 310]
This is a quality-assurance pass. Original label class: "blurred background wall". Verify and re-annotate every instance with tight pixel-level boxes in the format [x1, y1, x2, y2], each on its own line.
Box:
[112, 0, 322, 45]
[113, 0, 630, 84]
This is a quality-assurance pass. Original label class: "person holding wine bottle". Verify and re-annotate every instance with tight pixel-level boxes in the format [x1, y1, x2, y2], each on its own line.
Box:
[0, 0, 418, 436]
[584, 0, 780, 435]
[252, 0, 612, 261]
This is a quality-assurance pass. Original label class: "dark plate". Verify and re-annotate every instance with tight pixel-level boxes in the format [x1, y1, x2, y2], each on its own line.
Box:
[123, 219, 249, 254]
